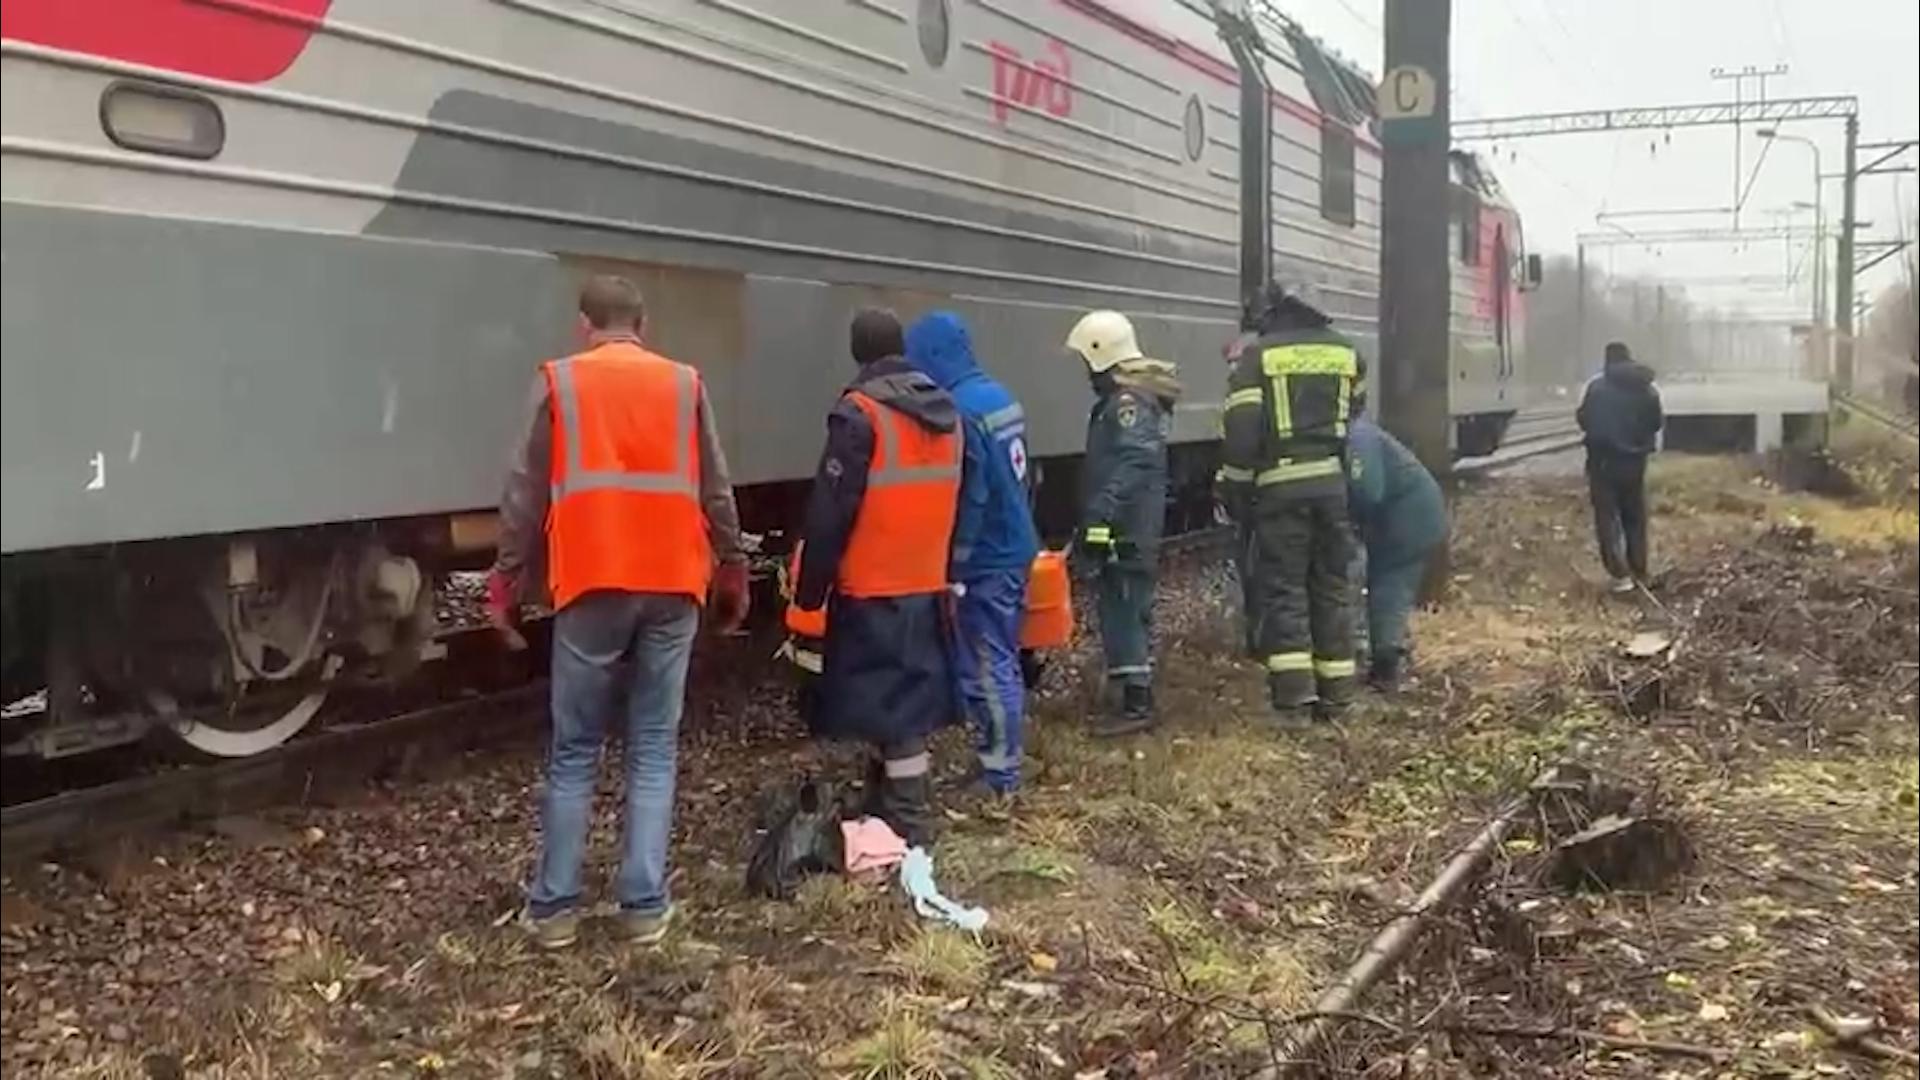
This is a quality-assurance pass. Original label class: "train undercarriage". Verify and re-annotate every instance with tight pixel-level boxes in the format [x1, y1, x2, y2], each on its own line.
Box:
[0, 425, 1491, 763]
[1, 519, 476, 760]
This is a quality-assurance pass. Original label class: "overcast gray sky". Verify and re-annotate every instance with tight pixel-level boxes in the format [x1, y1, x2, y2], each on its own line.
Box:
[1283, 0, 1919, 318]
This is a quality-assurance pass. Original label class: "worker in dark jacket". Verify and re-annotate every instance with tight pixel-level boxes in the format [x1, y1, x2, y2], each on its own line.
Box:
[1218, 281, 1359, 725]
[1576, 342, 1664, 593]
[1345, 402, 1446, 691]
[905, 311, 1040, 794]
[1065, 310, 1182, 737]
[1221, 326, 1262, 658]
[792, 309, 962, 846]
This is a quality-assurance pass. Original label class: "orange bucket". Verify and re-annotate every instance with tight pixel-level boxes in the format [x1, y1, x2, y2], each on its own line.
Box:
[1020, 549, 1074, 650]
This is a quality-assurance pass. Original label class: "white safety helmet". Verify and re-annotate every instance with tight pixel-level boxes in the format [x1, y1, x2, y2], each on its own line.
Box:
[1064, 310, 1144, 373]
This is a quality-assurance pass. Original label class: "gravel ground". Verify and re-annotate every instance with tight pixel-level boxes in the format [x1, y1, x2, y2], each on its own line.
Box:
[2, 444, 1915, 1079]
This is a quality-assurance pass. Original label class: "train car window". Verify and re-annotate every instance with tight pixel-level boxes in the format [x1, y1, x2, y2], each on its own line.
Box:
[917, 0, 950, 69]
[1453, 187, 1480, 265]
[1493, 227, 1511, 351]
[1183, 95, 1206, 162]
[99, 82, 224, 160]
[1319, 120, 1356, 226]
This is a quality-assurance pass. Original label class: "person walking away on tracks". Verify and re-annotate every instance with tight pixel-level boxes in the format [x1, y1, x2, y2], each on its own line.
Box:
[1064, 310, 1182, 737]
[790, 309, 963, 846]
[1576, 342, 1663, 594]
[487, 275, 750, 950]
[1218, 282, 1360, 727]
[905, 311, 1040, 795]
[1344, 382, 1446, 693]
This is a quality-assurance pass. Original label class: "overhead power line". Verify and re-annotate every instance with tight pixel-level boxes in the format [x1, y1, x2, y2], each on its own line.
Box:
[1576, 226, 1807, 247]
[1453, 95, 1857, 141]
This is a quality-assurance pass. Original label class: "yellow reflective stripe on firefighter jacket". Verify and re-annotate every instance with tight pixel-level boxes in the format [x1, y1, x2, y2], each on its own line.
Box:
[1219, 328, 1361, 500]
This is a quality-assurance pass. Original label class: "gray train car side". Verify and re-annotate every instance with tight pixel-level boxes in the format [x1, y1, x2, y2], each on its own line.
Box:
[0, 0, 1526, 756]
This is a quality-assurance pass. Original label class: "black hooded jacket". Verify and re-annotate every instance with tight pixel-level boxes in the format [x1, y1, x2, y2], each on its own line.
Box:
[796, 357, 960, 609]
[1577, 360, 1664, 457]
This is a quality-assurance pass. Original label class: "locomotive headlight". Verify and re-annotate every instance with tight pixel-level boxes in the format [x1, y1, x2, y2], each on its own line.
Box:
[100, 82, 225, 160]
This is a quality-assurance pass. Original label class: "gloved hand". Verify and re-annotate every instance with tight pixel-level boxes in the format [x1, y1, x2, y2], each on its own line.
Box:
[711, 561, 750, 634]
[485, 568, 528, 652]
[1079, 523, 1115, 561]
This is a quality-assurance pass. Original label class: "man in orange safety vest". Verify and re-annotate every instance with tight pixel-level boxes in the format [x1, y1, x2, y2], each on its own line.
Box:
[487, 275, 749, 950]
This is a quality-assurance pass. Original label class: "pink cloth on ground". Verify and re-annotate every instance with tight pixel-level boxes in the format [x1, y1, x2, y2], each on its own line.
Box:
[841, 816, 909, 876]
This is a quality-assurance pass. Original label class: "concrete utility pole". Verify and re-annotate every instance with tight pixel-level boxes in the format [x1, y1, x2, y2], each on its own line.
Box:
[1377, 0, 1451, 600]
[1377, 0, 1452, 476]
[1835, 114, 1859, 393]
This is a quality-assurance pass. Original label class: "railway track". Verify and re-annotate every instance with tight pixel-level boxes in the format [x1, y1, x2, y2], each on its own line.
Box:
[0, 683, 548, 868]
[1836, 393, 1920, 438]
[1455, 406, 1583, 476]
[0, 438, 1563, 867]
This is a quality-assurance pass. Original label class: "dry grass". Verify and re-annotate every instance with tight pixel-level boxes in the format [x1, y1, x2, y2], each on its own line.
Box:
[829, 996, 953, 1080]
[7, 437, 1914, 1078]
[888, 928, 988, 992]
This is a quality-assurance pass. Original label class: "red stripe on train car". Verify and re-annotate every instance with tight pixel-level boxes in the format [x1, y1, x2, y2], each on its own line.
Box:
[1, 0, 331, 84]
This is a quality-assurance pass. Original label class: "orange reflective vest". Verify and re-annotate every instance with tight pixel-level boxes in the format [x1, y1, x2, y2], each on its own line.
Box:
[837, 391, 962, 599]
[783, 546, 826, 640]
[543, 342, 711, 610]
[785, 547, 1072, 651]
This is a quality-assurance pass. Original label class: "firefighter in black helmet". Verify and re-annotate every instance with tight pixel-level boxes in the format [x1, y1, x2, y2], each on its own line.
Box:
[1216, 281, 1360, 725]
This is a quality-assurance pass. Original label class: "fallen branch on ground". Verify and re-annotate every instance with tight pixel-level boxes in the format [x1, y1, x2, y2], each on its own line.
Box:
[1253, 765, 1573, 1077]
[1807, 1004, 1920, 1067]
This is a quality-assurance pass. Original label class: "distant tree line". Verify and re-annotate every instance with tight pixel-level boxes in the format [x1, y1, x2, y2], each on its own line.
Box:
[1860, 225, 1917, 413]
[1524, 254, 1804, 393]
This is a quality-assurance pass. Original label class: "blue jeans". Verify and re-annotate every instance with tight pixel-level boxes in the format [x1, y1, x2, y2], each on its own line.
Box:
[528, 590, 698, 919]
[953, 568, 1028, 792]
[1096, 561, 1156, 688]
[1366, 555, 1428, 665]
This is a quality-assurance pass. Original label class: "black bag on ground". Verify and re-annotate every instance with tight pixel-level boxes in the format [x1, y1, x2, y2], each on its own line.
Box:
[745, 778, 846, 900]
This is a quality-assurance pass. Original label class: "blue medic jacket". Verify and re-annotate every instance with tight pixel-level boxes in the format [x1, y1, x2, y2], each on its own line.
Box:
[1345, 416, 1447, 567]
[905, 311, 1040, 579]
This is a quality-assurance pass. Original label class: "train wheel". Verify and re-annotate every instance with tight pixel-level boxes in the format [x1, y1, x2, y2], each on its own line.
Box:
[145, 660, 336, 758]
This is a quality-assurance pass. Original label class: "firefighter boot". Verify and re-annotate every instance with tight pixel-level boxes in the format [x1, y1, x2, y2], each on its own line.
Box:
[1268, 672, 1316, 731]
[1315, 674, 1355, 723]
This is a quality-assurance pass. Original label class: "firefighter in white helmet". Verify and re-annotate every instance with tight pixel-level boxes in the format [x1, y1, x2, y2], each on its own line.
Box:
[1064, 310, 1183, 737]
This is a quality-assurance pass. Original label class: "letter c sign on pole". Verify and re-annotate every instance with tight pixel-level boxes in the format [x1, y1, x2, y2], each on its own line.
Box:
[1378, 64, 1436, 120]
[1377, 64, 1440, 146]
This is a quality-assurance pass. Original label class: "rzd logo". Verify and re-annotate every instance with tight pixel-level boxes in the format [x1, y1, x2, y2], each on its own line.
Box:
[988, 39, 1073, 125]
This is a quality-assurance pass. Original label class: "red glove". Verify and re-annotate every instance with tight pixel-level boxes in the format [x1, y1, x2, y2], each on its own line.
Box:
[485, 569, 527, 651]
[711, 561, 750, 634]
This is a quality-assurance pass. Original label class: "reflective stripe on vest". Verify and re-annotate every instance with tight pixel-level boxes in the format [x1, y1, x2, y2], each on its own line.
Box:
[1261, 343, 1359, 442]
[982, 401, 1026, 439]
[549, 358, 697, 500]
[839, 392, 962, 598]
[1255, 457, 1343, 485]
[866, 398, 964, 488]
[543, 344, 711, 609]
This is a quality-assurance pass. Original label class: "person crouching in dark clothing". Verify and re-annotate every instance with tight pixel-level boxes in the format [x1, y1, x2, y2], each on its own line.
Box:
[790, 309, 963, 847]
[1576, 342, 1664, 593]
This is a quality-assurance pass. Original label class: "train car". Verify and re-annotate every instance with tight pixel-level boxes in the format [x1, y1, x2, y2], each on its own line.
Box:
[1, 0, 1532, 759]
[1448, 148, 1537, 456]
